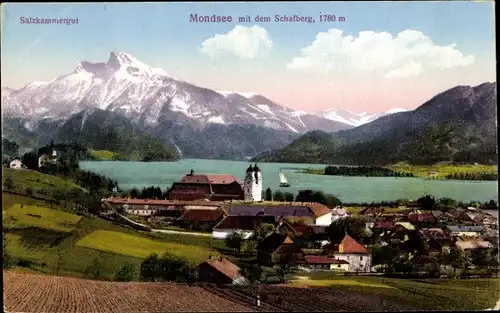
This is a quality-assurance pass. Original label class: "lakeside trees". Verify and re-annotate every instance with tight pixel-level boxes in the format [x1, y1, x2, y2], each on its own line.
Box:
[324, 166, 415, 178]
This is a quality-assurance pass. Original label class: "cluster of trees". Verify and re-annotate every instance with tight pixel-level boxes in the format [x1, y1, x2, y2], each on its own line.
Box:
[371, 244, 499, 277]
[263, 188, 342, 208]
[139, 253, 198, 282]
[2, 138, 20, 162]
[225, 222, 276, 254]
[324, 166, 415, 177]
[445, 172, 498, 181]
[121, 186, 165, 199]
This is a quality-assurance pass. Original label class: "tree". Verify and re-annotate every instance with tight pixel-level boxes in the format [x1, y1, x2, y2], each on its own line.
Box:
[284, 192, 294, 202]
[24, 187, 34, 196]
[225, 232, 243, 252]
[273, 190, 285, 201]
[273, 261, 297, 283]
[84, 257, 104, 279]
[295, 189, 315, 202]
[417, 195, 437, 211]
[241, 264, 263, 284]
[264, 188, 272, 201]
[448, 246, 469, 277]
[327, 216, 366, 243]
[130, 188, 140, 199]
[115, 263, 137, 281]
[140, 253, 163, 282]
[252, 223, 276, 245]
[4, 176, 15, 190]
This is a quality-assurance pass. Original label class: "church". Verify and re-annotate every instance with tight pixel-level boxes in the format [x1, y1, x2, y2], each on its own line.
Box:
[167, 164, 263, 202]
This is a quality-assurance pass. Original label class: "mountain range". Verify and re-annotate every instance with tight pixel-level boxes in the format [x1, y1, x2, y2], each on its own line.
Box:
[253, 82, 498, 165]
[1, 51, 407, 160]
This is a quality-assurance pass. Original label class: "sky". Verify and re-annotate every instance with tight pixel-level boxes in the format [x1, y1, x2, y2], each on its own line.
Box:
[1, 2, 496, 113]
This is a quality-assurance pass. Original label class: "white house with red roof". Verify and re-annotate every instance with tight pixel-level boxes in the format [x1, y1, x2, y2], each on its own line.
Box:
[329, 234, 372, 273]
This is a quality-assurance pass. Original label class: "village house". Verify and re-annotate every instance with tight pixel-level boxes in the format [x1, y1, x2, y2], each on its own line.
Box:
[455, 239, 493, 251]
[9, 159, 23, 169]
[176, 208, 225, 231]
[418, 228, 453, 254]
[197, 256, 248, 285]
[325, 234, 372, 273]
[257, 233, 305, 266]
[211, 215, 277, 239]
[408, 213, 438, 226]
[302, 255, 350, 271]
[331, 207, 349, 222]
[38, 149, 58, 168]
[446, 225, 483, 238]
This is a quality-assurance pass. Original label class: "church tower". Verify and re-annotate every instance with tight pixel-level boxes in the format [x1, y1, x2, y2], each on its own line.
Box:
[244, 164, 262, 202]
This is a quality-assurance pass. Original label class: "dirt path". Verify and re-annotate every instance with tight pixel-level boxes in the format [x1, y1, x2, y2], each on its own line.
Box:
[151, 229, 211, 237]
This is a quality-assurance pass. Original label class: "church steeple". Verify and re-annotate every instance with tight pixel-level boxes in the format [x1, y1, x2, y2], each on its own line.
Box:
[246, 164, 254, 173]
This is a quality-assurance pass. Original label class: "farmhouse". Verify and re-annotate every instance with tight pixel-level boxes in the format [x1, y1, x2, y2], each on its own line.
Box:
[9, 159, 23, 169]
[455, 239, 493, 251]
[331, 207, 349, 222]
[102, 198, 225, 213]
[176, 208, 225, 231]
[446, 225, 483, 238]
[303, 255, 349, 271]
[211, 215, 277, 239]
[257, 233, 305, 266]
[326, 234, 372, 273]
[225, 202, 332, 226]
[197, 256, 248, 285]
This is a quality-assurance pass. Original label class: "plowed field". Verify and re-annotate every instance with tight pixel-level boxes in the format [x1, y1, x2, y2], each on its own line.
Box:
[3, 271, 252, 312]
[4, 271, 423, 312]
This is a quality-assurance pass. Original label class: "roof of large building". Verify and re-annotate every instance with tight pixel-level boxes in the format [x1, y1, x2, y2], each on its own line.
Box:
[213, 216, 277, 231]
[226, 202, 330, 218]
[102, 197, 225, 206]
[200, 257, 244, 281]
[178, 209, 225, 222]
[179, 174, 243, 185]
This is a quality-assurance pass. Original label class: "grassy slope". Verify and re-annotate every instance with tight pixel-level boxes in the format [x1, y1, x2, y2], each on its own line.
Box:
[3, 167, 86, 193]
[302, 163, 497, 179]
[2, 191, 224, 280]
[76, 230, 215, 264]
[388, 163, 498, 179]
[289, 273, 500, 311]
[88, 149, 126, 161]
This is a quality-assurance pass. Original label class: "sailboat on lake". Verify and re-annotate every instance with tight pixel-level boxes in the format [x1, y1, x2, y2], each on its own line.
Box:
[279, 170, 290, 187]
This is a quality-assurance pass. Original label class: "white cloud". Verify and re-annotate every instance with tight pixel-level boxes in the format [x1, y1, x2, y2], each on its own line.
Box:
[200, 25, 273, 59]
[286, 29, 475, 78]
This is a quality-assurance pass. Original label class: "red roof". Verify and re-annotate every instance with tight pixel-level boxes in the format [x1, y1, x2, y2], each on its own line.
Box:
[214, 216, 277, 231]
[305, 255, 349, 265]
[408, 213, 438, 223]
[374, 220, 395, 229]
[179, 174, 242, 185]
[338, 234, 370, 254]
[201, 257, 243, 281]
[102, 197, 225, 206]
[178, 209, 224, 222]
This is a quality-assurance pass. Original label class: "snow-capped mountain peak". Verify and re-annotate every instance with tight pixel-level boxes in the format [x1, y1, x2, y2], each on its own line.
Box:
[314, 107, 409, 127]
[384, 107, 407, 114]
[217, 90, 259, 99]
